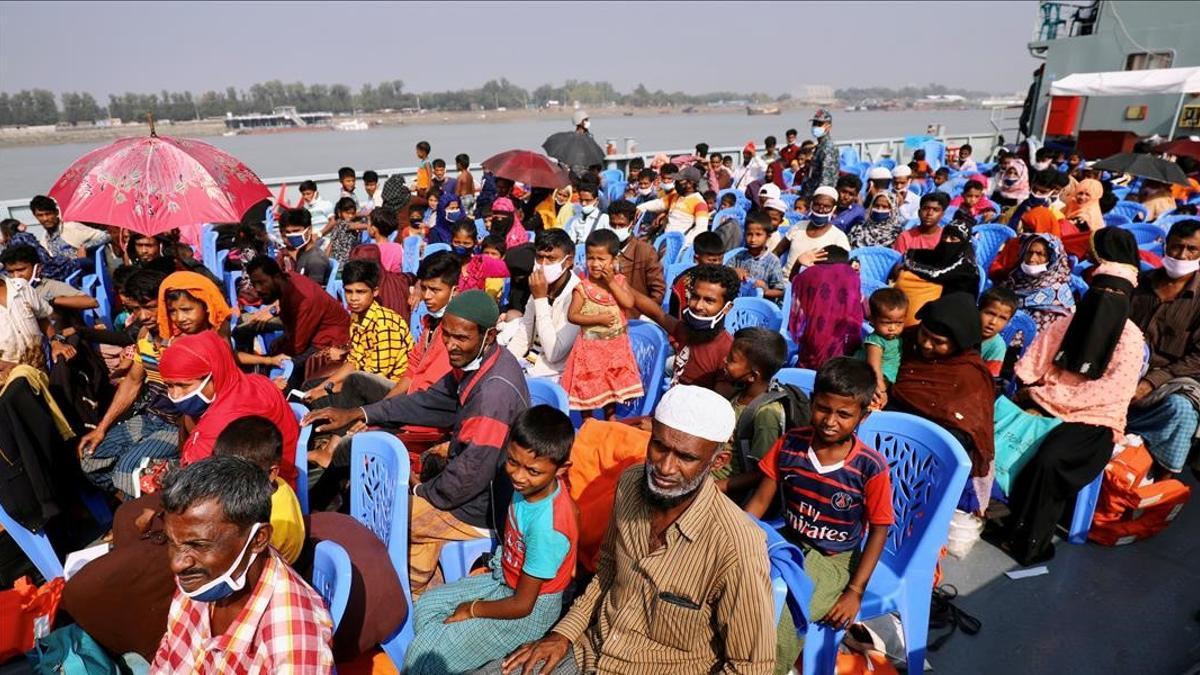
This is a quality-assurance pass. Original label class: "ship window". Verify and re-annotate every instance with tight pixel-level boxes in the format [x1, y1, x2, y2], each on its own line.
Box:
[1125, 52, 1173, 71]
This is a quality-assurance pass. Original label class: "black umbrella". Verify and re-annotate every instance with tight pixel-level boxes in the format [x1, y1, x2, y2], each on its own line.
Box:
[542, 132, 606, 169]
[1091, 152, 1190, 186]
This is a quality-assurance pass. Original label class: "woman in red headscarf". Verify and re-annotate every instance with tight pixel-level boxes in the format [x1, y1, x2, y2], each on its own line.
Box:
[159, 331, 299, 487]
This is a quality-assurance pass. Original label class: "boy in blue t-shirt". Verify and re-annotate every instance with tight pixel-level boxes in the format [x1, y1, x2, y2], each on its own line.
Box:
[979, 287, 1018, 378]
[746, 357, 894, 659]
[404, 406, 579, 675]
[730, 211, 787, 305]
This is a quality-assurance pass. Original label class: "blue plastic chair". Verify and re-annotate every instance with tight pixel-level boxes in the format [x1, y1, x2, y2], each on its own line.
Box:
[1102, 212, 1132, 228]
[849, 246, 901, 287]
[439, 537, 495, 584]
[600, 168, 624, 186]
[289, 402, 311, 514]
[349, 432, 414, 666]
[200, 223, 220, 277]
[312, 540, 352, 630]
[971, 223, 1017, 270]
[424, 242, 451, 258]
[410, 300, 429, 343]
[999, 310, 1038, 359]
[773, 367, 816, 395]
[1112, 201, 1149, 222]
[839, 146, 861, 171]
[780, 193, 799, 210]
[527, 378, 570, 415]
[715, 188, 742, 210]
[92, 247, 114, 325]
[722, 247, 746, 265]
[402, 234, 422, 274]
[662, 261, 692, 312]
[655, 232, 684, 267]
[1151, 213, 1191, 233]
[324, 259, 341, 299]
[573, 242, 587, 268]
[725, 297, 783, 334]
[710, 207, 745, 234]
[270, 358, 295, 385]
[1069, 274, 1089, 299]
[612, 320, 671, 419]
[782, 168, 796, 185]
[605, 180, 628, 204]
[0, 502, 63, 581]
[475, 218, 489, 239]
[224, 269, 243, 309]
[800, 412, 971, 675]
[1121, 222, 1166, 255]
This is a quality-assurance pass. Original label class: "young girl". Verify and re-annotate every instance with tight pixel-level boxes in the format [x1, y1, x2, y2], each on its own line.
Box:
[320, 197, 363, 265]
[449, 220, 509, 301]
[481, 234, 506, 260]
[560, 229, 644, 419]
[854, 287, 909, 410]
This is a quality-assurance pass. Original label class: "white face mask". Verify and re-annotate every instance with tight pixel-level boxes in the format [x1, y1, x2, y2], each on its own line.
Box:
[1035, 160, 1052, 170]
[461, 333, 491, 372]
[613, 227, 632, 242]
[535, 258, 568, 285]
[638, 186, 653, 196]
[1162, 256, 1200, 279]
[1020, 262, 1049, 276]
[660, 181, 675, 192]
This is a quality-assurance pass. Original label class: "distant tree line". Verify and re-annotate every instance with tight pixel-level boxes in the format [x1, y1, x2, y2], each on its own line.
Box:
[0, 78, 789, 127]
[834, 84, 992, 101]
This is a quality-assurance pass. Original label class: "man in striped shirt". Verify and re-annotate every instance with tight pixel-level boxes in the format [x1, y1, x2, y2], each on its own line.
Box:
[498, 385, 776, 675]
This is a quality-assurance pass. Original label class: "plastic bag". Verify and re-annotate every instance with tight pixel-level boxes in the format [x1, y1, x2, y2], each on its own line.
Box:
[0, 576, 64, 662]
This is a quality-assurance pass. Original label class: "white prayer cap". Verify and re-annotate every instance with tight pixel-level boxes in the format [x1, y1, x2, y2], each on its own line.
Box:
[758, 183, 782, 200]
[572, 110, 589, 126]
[891, 165, 913, 178]
[764, 198, 788, 213]
[813, 186, 839, 201]
[654, 385, 736, 443]
[867, 167, 892, 181]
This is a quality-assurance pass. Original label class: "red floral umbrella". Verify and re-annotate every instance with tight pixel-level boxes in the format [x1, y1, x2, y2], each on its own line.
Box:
[48, 132, 271, 237]
[481, 149, 569, 188]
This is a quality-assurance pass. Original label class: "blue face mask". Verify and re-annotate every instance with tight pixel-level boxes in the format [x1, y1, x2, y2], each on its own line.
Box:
[811, 126, 826, 139]
[451, 244, 472, 257]
[682, 302, 731, 332]
[809, 211, 832, 226]
[169, 375, 213, 418]
[284, 232, 308, 249]
[445, 209, 464, 223]
[178, 523, 263, 603]
[870, 209, 892, 223]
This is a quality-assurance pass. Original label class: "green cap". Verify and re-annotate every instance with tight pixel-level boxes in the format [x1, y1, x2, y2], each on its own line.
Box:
[445, 290, 500, 329]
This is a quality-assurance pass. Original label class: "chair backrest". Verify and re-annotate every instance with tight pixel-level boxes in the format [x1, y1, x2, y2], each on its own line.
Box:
[773, 367, 816, 396]
[1151, 214, 1191, 233]
[289, 402, 311, 514]
[780, 193, 799, 210]
[726, 296, 783, 334]
[324, 258, 341, 298]
[1102, 212, 1132, 228]
[855, 411, 971, 575]
[655, 232, 684, 266]
[201, 224, 220, 277]
[971, 223, 1017, 270]
[604, 180, 627, 204]
[402, 234, 422, 274]
[94, 247, 113, 324]
[849, 246, 901, 288]
[999, 309, 1038, 358]
[224, 269, 243, 310]
[839, 146, 861, 171]
[311, 540, 352, 630]
[1122, 222, 1166, 251]
[574, 242, 588, 268]
[350, 432, 412, 601]
[782, 168, 796, 185]
[475, 218, 489, 239]
[410, 300, 429, 343]
[527, 378, 570, 416]
[662, 261, 692, 311]
[613, 320, 670, 418]
[1112, 201, 1149, 222]
[715, 188, 742, 209]
[710, 207, 745, 234]
[424, 242, 451, 258]
[600, 168, 624, 186]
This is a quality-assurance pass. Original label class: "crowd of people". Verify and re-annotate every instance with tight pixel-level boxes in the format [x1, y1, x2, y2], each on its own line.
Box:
[1, 107, 1199, 674]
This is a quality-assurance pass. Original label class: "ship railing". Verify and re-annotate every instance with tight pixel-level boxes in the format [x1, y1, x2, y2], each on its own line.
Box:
[0, 130, 1004, 225]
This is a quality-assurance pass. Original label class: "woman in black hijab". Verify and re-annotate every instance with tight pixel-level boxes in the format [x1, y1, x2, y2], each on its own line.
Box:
[1003, 273, 1145, 564]
[900, 222, 981, 297]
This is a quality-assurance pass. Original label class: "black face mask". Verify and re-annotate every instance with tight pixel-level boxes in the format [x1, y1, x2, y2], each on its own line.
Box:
[491, 216, 514, 235]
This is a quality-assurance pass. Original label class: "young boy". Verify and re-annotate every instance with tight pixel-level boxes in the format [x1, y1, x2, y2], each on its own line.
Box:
[298, 179, 334, 229]
[855, 287, 909, 409]
[455, 154, 476, 215]
[362, 170, 382, 211]
[730, 212, 786, 304]
[893, 192, 948, 254]
[415, 141, 433, 196]
[932, 167, 951, 190]
[831, 174, 865, 233]
[213, 416, 305, 564]
[957, 179, 998, 224]
[717, 327, 790, 502]
[337, 166, 357, 201]
[777, 185, 850, 278]
[668, 231, 726, 319]
[979, 286, 1017, 377]
[403, 406, 578, 674]
[481, 234, 506, 260]
[957, 143, 977, 173]
[367, 207, 405, 273]
[430, 158, 448, 198]
[278, 207, 331, 285]
[746, 357, 894, 659]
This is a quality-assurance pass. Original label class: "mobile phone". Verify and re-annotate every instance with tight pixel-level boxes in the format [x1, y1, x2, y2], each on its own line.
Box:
[287, 389, 307, 403]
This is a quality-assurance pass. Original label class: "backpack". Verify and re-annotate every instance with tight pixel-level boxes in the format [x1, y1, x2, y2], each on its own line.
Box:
[733, 383, 812, 470]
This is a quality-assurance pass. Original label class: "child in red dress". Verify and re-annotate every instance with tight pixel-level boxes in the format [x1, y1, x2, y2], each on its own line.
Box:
[560, 229, 644, 419]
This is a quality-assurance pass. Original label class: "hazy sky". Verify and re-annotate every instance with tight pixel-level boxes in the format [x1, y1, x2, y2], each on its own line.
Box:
[0, 1, 1039, 98]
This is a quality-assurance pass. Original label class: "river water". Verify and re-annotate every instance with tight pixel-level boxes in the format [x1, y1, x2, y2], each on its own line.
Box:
[0, 108, 1010, 201]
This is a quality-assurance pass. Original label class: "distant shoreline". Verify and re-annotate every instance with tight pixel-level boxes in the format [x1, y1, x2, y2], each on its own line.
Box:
[0, 101, 987, 149]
